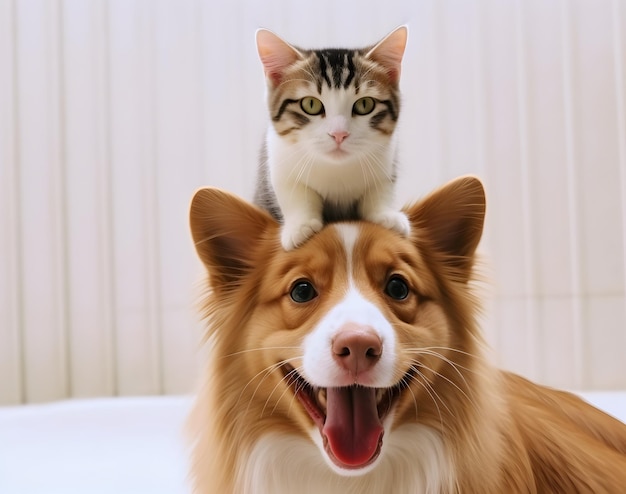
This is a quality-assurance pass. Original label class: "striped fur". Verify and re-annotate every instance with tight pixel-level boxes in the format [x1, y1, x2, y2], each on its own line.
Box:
[265, 48, 400, 137]
[254, 27, 410, 250]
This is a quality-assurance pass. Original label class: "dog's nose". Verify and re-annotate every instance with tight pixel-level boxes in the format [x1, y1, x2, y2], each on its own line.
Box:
[332, 325, 382, 377]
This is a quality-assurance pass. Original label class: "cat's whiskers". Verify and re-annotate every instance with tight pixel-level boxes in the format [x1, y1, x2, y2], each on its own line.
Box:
[357, 149, 393, 195]
[276, 77, 317, 89]
[280, 145, 313, 182]
[299, 60, 322, 85]
[357, 60, 383, 82]
[300, 153, 316, 200]
[289, 152, 316, 203]
[361, 148, 395, 182]
[357, 154, 379, 193]
[272, 141, 320, 207]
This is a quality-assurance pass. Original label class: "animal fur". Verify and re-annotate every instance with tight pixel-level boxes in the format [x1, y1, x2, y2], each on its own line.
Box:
[189, 176, 626, 493]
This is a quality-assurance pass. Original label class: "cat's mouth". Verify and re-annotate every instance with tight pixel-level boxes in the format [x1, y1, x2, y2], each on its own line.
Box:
[281, 364, 406, 470]
[327, 147, 350, 160]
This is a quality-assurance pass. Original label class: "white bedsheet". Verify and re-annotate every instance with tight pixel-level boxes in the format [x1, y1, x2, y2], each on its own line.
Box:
[0, 396, 191, 494]
[1, 393, 625, 494]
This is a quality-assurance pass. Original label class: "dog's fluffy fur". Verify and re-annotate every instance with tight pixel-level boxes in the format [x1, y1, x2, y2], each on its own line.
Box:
[189, 176, 626, 493]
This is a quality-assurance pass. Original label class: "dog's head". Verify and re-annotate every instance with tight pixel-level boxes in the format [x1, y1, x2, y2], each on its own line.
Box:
[190, 176, 486, 475]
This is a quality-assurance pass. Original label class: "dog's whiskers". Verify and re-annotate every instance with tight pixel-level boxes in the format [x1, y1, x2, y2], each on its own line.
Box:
[236, 357, 301, 415]
[262, 365, 302, 418]
[410, 349, 474, 387]
[221, 346, 301, 359]
[406, 365, 447, 430]
[273, 365, 309, 418]
[415, 360, 478, 414]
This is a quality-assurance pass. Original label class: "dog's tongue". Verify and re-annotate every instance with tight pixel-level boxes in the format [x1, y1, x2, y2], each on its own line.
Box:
[322, 386, 383, 467]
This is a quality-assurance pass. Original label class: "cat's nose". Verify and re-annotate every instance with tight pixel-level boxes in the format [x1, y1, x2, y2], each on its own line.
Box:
[329, 130, 350, 144]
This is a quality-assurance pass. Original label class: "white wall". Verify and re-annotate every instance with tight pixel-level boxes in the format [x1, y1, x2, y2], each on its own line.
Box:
[1, 0, 625, 405]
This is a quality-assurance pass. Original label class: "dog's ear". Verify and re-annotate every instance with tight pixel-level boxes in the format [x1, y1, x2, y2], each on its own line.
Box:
[404, 176, 486, 281]
[189, 188, 278, 289]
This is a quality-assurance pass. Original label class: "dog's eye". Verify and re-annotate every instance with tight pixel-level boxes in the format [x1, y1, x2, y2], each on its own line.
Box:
[385, 275, 409, 300]
[290, 280, 318, 303]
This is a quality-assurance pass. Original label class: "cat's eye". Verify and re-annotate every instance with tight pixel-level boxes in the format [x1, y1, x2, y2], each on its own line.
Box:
[353, 97, 376, 115]
[290, 279, 318, 303]
[384, 275, 409, 301]
[300, 97, 324, 116]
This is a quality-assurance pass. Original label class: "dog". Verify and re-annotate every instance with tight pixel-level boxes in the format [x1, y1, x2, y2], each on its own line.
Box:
[188, 176, 626, 493]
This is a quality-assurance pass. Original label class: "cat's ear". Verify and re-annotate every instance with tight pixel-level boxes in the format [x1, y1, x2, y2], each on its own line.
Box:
[404, 176, 486, 281]
[190, 187, 278, 290]
[256, 29, 303, 87]
[365, 25, 408, 85]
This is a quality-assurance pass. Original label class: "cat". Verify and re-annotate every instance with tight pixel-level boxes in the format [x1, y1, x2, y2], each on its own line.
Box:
[254, 26, 410, 250]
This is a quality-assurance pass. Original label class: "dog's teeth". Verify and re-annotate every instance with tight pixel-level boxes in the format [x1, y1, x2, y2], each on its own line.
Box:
[317, 388, 327, 410]
[376, 389, 385, 404]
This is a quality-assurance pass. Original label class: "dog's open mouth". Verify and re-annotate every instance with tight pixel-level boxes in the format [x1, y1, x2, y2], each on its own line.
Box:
[281, 364, 404, 470]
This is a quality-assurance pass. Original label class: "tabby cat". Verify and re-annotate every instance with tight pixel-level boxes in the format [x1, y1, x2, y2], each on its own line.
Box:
[254, 26, 409, 250]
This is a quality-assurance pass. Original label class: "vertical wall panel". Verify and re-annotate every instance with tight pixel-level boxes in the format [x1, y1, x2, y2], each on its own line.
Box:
[154, 0, 204, 394]
[2, 0, 626, 404]
[397, 0, 444, 198]
[560, 0, 587, 388]
[514, 0, 541, 382]
[241, 3, 265, 202]
[439, 1, 482, 178]
[14, 0, 69, 403]
[480, 0, 537, 380]
[62, 0, 116, 398]
[573, 0, 624, 297]
[615, 0, 626, 346]
[0, 0, 23, 405]
[571, 0, 626, 388]
[200, 1, 249, 196]
[469, 0, 497, 348]
[108, 0, 161, 395]
[523, 0, 581, 388]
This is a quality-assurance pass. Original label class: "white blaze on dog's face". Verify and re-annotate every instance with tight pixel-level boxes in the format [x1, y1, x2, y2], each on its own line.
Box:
[301, 225, 398, 389]
[299, 225, 400, 474]
[189, 176, 486, 480]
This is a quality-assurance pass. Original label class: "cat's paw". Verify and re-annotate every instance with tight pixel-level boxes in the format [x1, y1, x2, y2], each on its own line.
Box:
[367, 210, 411, 236]
[281, 218, 324, 250]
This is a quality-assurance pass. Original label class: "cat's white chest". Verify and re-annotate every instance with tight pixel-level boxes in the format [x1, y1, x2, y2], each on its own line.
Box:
[264, 125, 409, 249]
[267, 127, 393, 202]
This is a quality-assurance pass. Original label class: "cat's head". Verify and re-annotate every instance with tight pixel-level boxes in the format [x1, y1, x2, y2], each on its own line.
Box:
[257, 27, 407, 164]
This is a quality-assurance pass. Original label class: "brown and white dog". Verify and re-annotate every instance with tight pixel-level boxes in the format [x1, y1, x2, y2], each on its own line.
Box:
[189, 176, 626, 493]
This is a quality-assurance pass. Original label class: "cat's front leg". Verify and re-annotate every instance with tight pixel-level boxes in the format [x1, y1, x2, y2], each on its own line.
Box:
[359, 184, 410, 237]
[278, 185, 324, 250]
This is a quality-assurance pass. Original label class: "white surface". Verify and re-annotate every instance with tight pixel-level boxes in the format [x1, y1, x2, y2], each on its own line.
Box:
[0, 396, 192, 494]
[577, 392, 626, 424]
[0, 393, 625, 493]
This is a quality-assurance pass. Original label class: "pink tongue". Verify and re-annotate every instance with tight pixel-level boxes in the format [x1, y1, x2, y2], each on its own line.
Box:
[322, 386, 384, 467]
